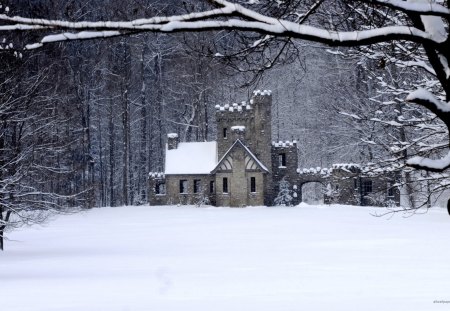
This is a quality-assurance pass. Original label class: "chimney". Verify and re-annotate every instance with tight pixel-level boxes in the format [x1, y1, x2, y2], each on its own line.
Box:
[167, 133, 179, 150]
[231, 125, 246, 142]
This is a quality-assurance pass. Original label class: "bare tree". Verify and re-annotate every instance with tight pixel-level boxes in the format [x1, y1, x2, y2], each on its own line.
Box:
[0, 0, 449, 218]
[0, 49, 83, 250]
[1, 0, 448, 172]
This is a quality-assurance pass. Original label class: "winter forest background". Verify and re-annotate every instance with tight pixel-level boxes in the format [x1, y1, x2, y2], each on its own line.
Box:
[1, 0, 448, 213]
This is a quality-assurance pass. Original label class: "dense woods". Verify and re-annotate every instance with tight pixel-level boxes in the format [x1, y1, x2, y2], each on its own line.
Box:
[1, 0, 450, 248]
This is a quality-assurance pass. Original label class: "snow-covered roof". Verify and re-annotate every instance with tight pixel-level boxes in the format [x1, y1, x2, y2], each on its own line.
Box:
[211, 139, 269, 173]
[165, 141, 217, 175]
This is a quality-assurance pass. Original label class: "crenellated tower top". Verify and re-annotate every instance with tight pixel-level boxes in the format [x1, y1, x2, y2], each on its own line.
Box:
[215, 90, 273, 172]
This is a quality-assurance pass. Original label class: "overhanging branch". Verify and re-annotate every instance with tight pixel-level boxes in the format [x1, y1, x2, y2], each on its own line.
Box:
[0, 1, 443, 49]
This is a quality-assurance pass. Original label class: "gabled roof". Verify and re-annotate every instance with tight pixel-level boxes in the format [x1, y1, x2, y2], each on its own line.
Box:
[211, 139, 269, 174]
[165, 141, 217, 175]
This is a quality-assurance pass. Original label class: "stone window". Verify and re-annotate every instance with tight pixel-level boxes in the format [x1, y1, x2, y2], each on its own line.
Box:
[179, 180, 188, 194]
[362, 180, 373, 195]
[387, 182, 394, 197]
[223, 177, 228, 193]
[223, 127, 228, 139]
[210, 180, 215, 193]
[194, 179, 201, 193]
[279, 153, 286, 167]
[250, 177, 256, 193]
[155, 183, 166, 195]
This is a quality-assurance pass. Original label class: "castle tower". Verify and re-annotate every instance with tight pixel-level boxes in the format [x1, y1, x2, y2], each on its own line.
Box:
[215, 101, 254, 160]
[215, 90, 273, 171]
[251, 90, 273, 171]
[215, 90, 274, 205]
[251, 90, 273, 205]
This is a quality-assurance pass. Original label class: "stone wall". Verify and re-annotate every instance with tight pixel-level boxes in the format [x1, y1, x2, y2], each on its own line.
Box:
[251, 92, 273, 171]
[214, 146, 265, 207]
[295, 166, 401, 207]
[148, 174, 167, 206]
[149, 174, 215, 206]
[215, 91, 273, 206]
[149, 89, 401, 208]
[271, 141, 300, 205]
[216, 107, 254, 160]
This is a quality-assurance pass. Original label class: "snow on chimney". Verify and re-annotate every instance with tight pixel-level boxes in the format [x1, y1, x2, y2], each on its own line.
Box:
[231, 125, 246, 141]
[167, 133, 179, 150]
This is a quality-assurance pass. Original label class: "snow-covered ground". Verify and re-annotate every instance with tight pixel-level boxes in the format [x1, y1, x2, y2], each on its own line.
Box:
[2, 204, 450, 311]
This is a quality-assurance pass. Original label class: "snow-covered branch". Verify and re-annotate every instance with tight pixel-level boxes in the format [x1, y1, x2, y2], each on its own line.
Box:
[0, 1, 444, 49]
[407, 151, 450, 172]
[406, 88, 450, 116]
[368, 0, 450, 17]
[25, 31, 121, 50]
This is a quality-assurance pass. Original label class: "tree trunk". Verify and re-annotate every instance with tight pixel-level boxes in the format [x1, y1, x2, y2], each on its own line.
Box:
[139, 47, 148, 203]
[122, 81, 130, 206]
[121, 42, 131, 206]
[0, 231, 4, 251]
[0, 210, 12, 251]
[97, 104, 105, 206]
[108, 98, 115, 207]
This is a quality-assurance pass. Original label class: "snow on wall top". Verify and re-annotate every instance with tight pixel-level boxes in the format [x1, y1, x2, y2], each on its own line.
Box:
[215, 101, 251, 113]
[165, 141, 217, 175]
[149, 172, 165, 178]
[296, 163, 402, 177]
[167, 133, 178, 138]
[253, 89, 272, 96]
[272, 140, 297, 147]
[215, 90, 271, 113]
[297, 164, 361, 175]
[297, 167, 332, 176]
[332, 163, 361, 171]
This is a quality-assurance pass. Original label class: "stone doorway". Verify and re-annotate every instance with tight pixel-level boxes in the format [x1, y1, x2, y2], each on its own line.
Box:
[300, 182, 325, 205]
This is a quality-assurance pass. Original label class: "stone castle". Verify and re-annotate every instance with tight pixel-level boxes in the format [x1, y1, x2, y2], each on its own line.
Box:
[149, 90, 400, 207]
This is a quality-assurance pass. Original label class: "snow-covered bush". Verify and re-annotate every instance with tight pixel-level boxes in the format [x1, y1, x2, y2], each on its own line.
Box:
[274, 178, 294, 206]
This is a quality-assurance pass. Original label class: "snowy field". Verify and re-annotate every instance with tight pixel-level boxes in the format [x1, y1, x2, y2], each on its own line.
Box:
[2, 204, 450, 311]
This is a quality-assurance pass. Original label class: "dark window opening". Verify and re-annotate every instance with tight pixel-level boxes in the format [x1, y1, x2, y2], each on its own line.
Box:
[354, 178, 358, 189]
[210, 181, 215, 193]
[387, 183, 394, 197]
[223, 177, 228, 193]
[155, 183, 166, 195]
[179, 180, 188, 194]
[223, 128, 228, 139]
[362, 180, 373, 195]
[194, 179, 201, 194]
[250, 177, 256, 193]
[279, 153, 286, 167]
